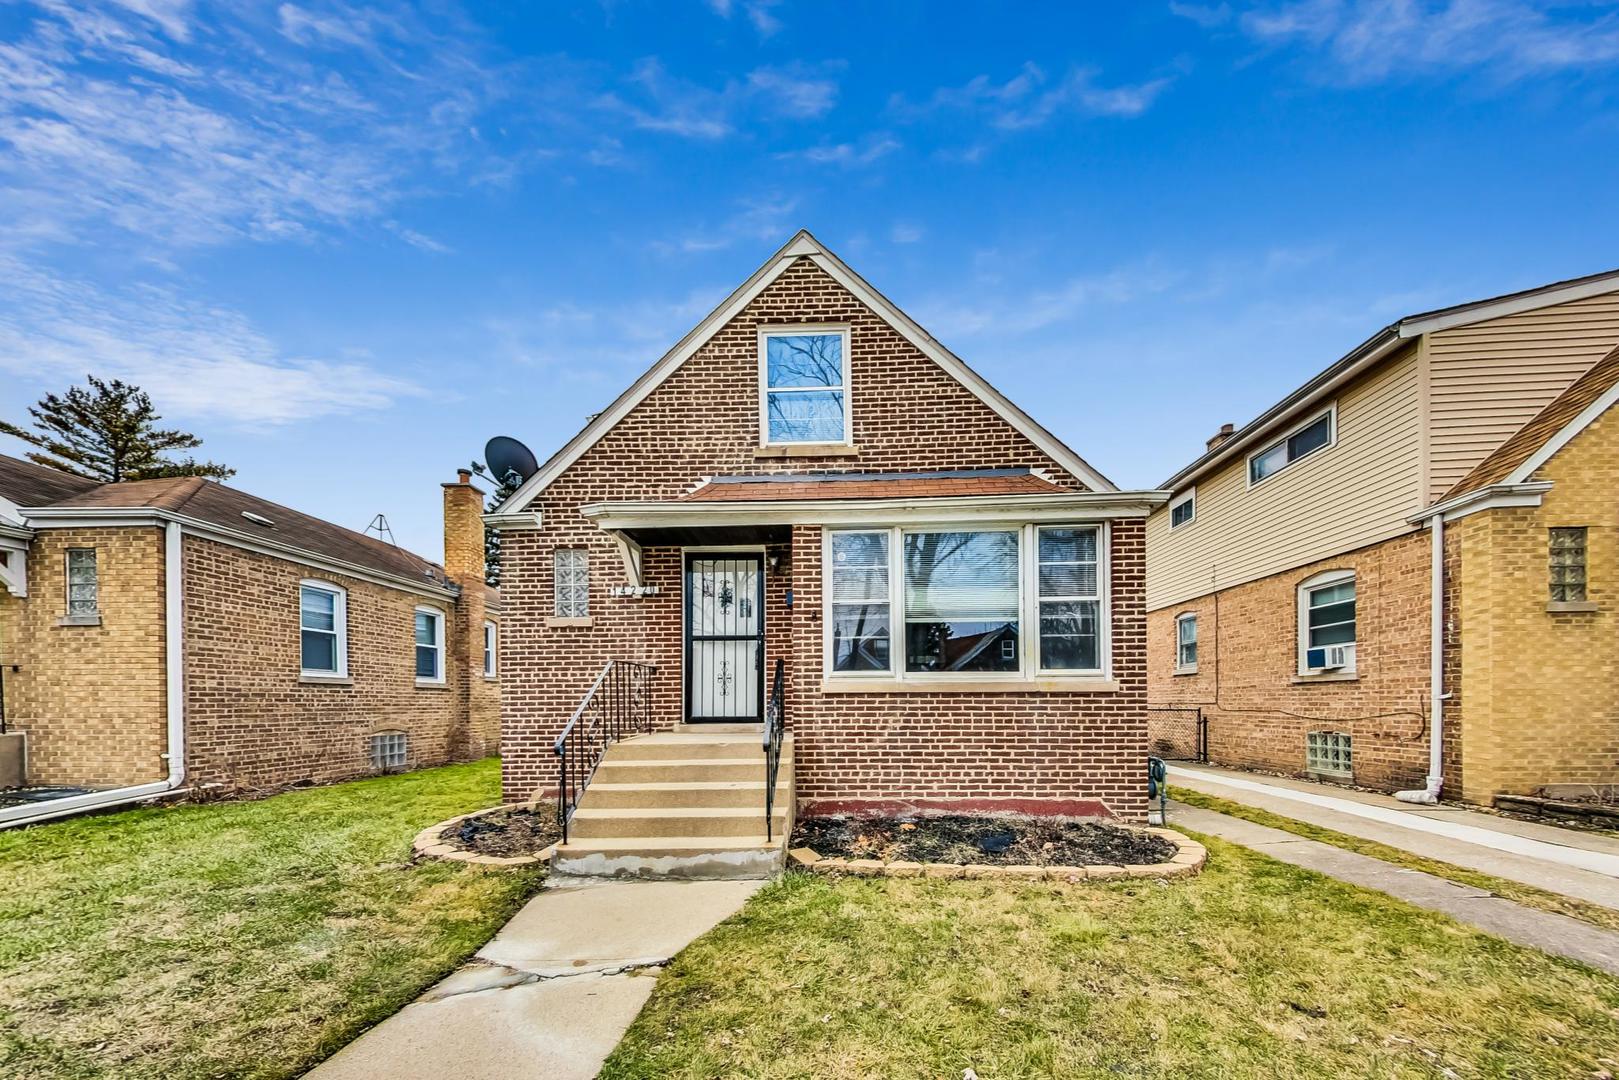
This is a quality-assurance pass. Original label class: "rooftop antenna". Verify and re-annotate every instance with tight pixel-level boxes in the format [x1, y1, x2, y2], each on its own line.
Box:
[365, 513, 396, 546]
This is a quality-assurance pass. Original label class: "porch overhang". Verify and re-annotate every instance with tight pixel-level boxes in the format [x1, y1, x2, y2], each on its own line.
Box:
[581, 490, 1171, 536]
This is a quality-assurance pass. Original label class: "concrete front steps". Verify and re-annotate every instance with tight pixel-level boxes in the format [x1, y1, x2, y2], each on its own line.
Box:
[553, 727, 793, 880]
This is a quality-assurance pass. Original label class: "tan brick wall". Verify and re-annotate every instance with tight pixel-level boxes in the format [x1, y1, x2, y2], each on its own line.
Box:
[0, 526, 168, 787]
[499, 255, 1148, 817]
[1147, 530, 1448, 794]
[182, 534, 491, 791]
[442, 474, 500, 762]
[1452, 406, 1619, 800]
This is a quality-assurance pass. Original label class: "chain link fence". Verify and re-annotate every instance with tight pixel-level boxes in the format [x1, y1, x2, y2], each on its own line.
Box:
[1147, 705, 1208, 763]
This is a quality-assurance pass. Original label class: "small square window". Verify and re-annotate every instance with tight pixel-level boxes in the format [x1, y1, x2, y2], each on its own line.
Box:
[370, 731, 407, 771]
[1550, 527, 1588, 603]
[1306, 731, 1352, 778]
[1169, 491, 1195, 529]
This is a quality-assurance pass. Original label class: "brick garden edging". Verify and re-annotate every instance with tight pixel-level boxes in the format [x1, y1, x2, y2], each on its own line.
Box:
[788, 827, 1205, 881]
[412, 802, 556, 868]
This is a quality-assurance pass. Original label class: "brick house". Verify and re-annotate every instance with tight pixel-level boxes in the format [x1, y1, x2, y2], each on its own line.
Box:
[1146, 268, 1619, 806]
[0, 456, 500, 825]
[487, 231, 1167, 875]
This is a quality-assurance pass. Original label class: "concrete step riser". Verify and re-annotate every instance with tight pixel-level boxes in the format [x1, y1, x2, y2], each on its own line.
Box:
[597, 762, 762, 783]
[583, 786, 792, 809]
[606, 743, 766, 762]
[569, 812, 790, 840]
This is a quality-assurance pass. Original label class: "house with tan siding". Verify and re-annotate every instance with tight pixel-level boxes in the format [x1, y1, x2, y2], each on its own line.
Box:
[1147, 268, 1619, 807]
[0, 456, 501, 825]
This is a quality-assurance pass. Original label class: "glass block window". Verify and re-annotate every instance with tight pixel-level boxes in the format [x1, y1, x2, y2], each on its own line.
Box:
[554, 548, 589, 618]
[66, 548, 98, 615]
[762, 331, 848, 444]
[370, 731, 407, 771]
[1550, 527, 1588, 602]
[829, 530, 890, 673]
[1037, 526, 1101, 672]
[414, 607, 443, 681]
[1306, 731, 1352, 778]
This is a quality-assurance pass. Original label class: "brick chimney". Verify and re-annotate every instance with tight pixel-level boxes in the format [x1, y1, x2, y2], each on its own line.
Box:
[442, 469, 487, 761]
[1206, 423, 1235, 452]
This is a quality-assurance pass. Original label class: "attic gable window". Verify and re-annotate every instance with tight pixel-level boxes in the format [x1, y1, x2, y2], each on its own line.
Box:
[760, 326, 850, 445]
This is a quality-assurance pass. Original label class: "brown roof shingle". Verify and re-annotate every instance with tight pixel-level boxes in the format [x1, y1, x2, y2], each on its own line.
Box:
[0, 454, 101, 507]
[1444, 344, 1619, 499]
[682, 471, 1067, 502]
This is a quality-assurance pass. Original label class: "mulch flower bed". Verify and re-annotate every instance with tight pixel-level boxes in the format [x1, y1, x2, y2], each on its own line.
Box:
[439, 806, 560, 858]
[792, 814, 1177, 867]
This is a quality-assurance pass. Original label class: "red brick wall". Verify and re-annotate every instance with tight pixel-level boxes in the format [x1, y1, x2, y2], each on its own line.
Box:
[499, 255, 1148, 817]
[182, 535, 493, 791]
[1146, 530, 1454, 793]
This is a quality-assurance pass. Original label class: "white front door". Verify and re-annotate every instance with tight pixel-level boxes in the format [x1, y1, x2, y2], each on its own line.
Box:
[685, 554, 764, 723]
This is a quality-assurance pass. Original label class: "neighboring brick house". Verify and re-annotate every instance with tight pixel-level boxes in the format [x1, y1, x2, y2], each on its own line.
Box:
[1146, 268, 1619, 805]
[0, 456, 501, 824]
[488, 230, 1167, 843]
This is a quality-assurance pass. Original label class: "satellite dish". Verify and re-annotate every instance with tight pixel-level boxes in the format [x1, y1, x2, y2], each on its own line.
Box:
[483, 436, 539, 487]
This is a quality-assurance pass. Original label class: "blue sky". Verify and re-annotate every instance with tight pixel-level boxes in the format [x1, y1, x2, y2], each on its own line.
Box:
[2, 1, 1618, 557]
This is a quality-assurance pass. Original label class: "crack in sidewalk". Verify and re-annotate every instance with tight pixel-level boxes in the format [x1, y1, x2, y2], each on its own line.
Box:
[423, 957, 669, 1003]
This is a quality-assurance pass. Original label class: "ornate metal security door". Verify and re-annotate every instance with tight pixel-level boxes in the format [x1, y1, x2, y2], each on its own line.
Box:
[684, 554, 765, 723]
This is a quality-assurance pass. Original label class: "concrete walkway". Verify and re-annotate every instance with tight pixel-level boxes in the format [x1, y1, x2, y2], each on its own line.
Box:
[306, 876, 762, 1080]
[1171, 763, 1619, 911]
[1172, 802, 1619, 976]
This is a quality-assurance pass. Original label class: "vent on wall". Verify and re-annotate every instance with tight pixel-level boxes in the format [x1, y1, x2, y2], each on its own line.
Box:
[1305, 731, 1352, 779]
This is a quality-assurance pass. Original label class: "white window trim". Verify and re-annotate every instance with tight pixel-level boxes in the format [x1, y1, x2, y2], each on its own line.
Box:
[1168, 487, 1196, 530]
[299, 579, 348, 678]
[414, 605, 446, 685]
[757, 323, 853, 447]
[1297, 568, 1356, 676]
[820, 522, 1110, 685]
[1247, 403, 1337, 489]
[1175, 611, 1198, 674]
[483, 619, 497, 679]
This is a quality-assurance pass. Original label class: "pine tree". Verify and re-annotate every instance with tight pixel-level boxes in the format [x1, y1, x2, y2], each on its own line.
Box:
[484, 470, 522, 587]
[0, 376, 234, 483]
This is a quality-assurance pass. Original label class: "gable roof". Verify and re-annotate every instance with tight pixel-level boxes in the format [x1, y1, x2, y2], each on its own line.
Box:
[1444, 343, 1619, 499]
[1161, 265, 1619, 493]
[4, 454, 456, 591]
[495, 230, 1115, 515]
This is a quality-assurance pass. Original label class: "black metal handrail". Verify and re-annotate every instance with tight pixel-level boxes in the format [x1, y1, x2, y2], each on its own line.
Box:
[554, 660, 657, 844]
[763, 657, 785, 842]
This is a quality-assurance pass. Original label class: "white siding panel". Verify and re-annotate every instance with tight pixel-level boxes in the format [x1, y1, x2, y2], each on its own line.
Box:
[1147, 345, 1423, 611]
[1428, 291, 1619, 499]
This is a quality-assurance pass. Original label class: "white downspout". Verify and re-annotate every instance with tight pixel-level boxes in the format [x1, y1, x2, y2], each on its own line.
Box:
[1397, 512, 1445, 805]
[0, 521, 187, 828]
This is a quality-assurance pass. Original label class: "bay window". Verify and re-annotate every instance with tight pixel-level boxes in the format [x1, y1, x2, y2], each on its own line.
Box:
[825, 523, 1107, 681]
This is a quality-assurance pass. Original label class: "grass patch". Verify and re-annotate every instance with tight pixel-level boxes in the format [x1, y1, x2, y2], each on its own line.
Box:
[602, 838, 1619, 1079]
[0, 759, 542, 1080]
[1172, 785, 1619, 935]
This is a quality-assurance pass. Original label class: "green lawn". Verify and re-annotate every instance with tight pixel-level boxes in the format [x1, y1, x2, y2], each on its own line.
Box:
[0, 758, 541, 1080]
[603, 838, 1619, 1079]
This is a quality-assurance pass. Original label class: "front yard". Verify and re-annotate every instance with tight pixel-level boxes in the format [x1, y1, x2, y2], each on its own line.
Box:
[604, 837, 1619, 1078]
[0, 758, 542, 1080]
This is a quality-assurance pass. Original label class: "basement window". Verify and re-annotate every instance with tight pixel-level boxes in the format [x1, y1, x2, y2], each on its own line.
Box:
[1305, 731, 1352, 779]
[370, 731, 407, 771]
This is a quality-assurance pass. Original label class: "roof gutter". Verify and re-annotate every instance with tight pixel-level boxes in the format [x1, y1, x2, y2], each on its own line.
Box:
[1160, 324, 1405, 491]
[1406, 482, 1553, 525]
[1, 521, 188, 828]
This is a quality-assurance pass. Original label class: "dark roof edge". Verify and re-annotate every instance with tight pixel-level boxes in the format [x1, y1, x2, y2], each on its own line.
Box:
[707, 468, 1032, 484]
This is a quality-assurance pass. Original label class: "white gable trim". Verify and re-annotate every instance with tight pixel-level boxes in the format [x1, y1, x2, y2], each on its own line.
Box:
[496, 231, 1114, 514]
[1504, 379, 1619, 486]
[1401, 269, 1619, 337]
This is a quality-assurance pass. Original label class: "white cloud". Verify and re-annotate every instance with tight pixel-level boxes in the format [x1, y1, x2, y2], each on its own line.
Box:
[483, 287, 727, 381]
[894, 62, 1172, 134]
[790, 133, 900, 167]
[1233, 0, 1619, 81]
[890, 222, 924, 244]
[385, 221, 452, 253]
[0, 258, 424, 426]
[919, 260, 1183, 339]
[1169, 2, 1234, 28]
[704, 0, 787, 38]
[652, 195, 800, 255]
[600, 59, 839, 140]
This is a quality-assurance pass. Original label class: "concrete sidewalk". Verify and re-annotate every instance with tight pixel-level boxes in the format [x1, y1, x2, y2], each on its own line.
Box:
[1171, 763, 1619, 910]
[306, 877, 761, 1080]
[1172, 802, 1619, 976]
